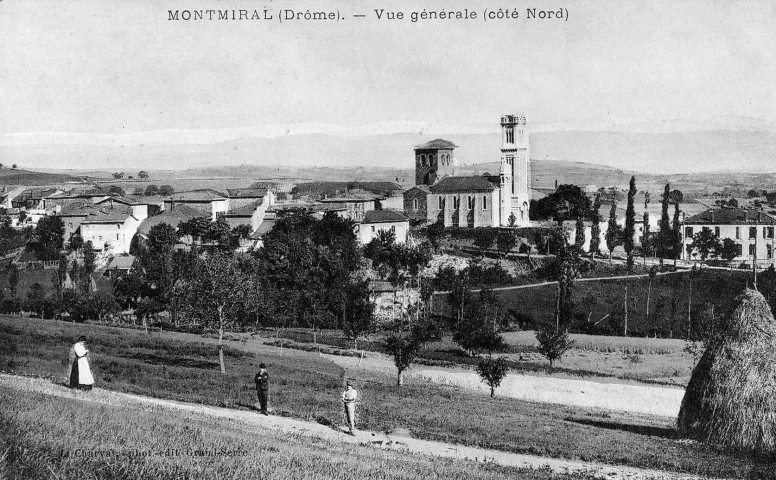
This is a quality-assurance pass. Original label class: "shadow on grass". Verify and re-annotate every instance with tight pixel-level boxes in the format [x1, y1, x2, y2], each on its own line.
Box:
[565, 417, 677, 439]
[121, 352, 220, 370]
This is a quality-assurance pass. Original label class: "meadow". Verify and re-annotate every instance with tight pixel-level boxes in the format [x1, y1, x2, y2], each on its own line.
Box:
[2, 315, 774, 478]
[0, 386, 592, 480]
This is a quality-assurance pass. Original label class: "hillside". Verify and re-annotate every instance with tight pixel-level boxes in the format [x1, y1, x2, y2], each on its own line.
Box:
[0, 167, 81, 186]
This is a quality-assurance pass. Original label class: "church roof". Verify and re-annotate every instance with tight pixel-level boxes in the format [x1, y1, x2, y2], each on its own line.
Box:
[415, 138, 457, 150]
[430, 176, 496, 193]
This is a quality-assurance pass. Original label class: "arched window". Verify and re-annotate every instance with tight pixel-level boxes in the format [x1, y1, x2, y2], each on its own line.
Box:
[421, 154, 427, 166]
[482, 195, 487, 210]
[412, 198, 419, 210]
[438, 196, 445, 209]
[453, 196, 460, 210]
[467, 196, 475, 210]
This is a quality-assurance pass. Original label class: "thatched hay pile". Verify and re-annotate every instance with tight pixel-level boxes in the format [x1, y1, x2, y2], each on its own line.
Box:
[678, 289, 776, 453]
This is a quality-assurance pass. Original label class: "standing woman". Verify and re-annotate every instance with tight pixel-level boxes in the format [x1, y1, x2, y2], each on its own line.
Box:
[69, 336, 95, 391]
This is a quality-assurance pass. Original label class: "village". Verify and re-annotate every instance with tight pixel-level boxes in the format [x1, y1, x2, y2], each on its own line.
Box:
[3, 0, 776, 478]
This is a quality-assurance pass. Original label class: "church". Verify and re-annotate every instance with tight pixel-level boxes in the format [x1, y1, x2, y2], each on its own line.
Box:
[403, 114, 531, 228]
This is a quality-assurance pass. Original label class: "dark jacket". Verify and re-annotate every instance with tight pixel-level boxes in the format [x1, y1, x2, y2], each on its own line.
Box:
[255, 370, 269, 390]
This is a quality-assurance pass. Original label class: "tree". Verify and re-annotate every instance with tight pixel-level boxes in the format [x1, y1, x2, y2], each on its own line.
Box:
[687, 229, 722, 263]
[477, 357, 509, 398]
[496, 229, 517, 260]
[605, 195, 622, 262]
[69, 234, 84, 252]
[589, 194, 601, 257]
[175, 253, 249, 373]
[8, 264, 19, 299]
[108, 185, 125, 196]
[112, 172, 125, 179]
[473, 228, 497, 256]
[30, 216, 65, 261]
[132, 187, 144, 195]
[671, 190, 684, 263]
[384, 299, 423, 387]
[82, 241, 96, 276]
[341, 279, 375, 350]
[11, 164, 17, 169]
[574, 216, 585, 250]
[719, 238, 740, 270]
[453, 289, 507, 356]
[508, 212, 517, 227]
[530, 184, 593, 223]
[426, 221, 444, 251]
[144, 185, 160, 196]
[535, 326, 574, 369]
[645, 265, 658, 324]
[158, 185, 175, 196]
[656, 184, 673, 258]
[25, 282, 49, 318]
[138, 171, 149, 179]
[624, 176, 637, 271]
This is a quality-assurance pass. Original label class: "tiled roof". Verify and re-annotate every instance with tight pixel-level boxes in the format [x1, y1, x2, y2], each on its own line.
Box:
[137, 205, 204, 236]
[222, 201, 261, 217]
[320, 189, 382, 202]
[362, 210, 408, 224]
[107, 255, 135, 270]
[684, 208, 776, 225]
[165, 189, 226, 202]
[226, 188, 268, 198]
[415, 138, 457, 150]
[430, 176, 496, 193]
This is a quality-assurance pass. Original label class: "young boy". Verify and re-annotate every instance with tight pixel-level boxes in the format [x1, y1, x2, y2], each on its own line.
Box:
[341, 380, 358, 435]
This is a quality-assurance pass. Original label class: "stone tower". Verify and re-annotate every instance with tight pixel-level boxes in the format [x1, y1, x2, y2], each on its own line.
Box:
[500, 114, 531, 225]
[414, 139, 457, 186]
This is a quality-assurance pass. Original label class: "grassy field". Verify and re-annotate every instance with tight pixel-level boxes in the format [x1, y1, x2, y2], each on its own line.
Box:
[0, 386, 595, 480]
[2, 316, 774, 478]
[433, 268, 752, 338]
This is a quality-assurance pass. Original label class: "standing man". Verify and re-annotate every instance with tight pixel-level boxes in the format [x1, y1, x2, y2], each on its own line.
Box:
[341, 380, 358, 435]
[255, 363, 269, 415]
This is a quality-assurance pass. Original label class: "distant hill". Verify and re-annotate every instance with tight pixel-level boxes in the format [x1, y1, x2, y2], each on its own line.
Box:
[6, 129, 776, 176]
[0, 167, 81, 186]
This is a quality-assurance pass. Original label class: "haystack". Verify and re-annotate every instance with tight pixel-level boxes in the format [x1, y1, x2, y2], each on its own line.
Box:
[678, 289, 776, 453]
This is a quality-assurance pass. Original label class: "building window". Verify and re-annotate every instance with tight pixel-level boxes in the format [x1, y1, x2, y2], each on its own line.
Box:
[714, 226, 720, 237]
[429, 154, 434, 164]
[453, 196, 460, 210]
[421, 154, 426, 166]
[750, 244, 756, 256]
[438, 197, 444, 209]
[371, 226, 375, 232]
[736, 244, 743, 257]
[767, 227, 774, 239]
[482, 195, 487, 210]
[685, 227, 693, 238]
[98, 235, 103, 241]
[391, 226, 396, 233]
[506, 156, 514, 166]
[750, 227, 757, 239]
[736, 227, 740, 239]
[412, 198, 419, 210]
[768, 244, 773, 260]
[467, 196, 474, 209]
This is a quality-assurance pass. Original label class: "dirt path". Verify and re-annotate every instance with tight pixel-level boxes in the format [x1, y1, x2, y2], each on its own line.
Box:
[0, 373, 717, 480]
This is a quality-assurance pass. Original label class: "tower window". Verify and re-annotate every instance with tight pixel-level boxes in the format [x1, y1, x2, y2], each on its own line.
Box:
[412, 198, 419, 210]
[438, 197, 445, 209]
[482, 195, 487, 210]
[467, 196, 474, 209]
[421, 154, 426, 166]
[506, 127, 514, 144]
[453, 196, 460, 210]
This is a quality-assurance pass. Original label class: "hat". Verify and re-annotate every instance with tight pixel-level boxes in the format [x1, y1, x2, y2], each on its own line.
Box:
[259, 363, 266, 369]
[346, 380, 353, 387]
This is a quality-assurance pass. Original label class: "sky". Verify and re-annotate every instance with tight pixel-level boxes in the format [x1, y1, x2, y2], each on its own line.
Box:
[1, 0, 775, 145]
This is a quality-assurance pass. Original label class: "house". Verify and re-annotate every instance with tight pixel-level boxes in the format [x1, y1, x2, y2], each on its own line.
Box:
[226, 187, 276, 211]
[103, 255, 136, 278]
[319, 189, 381, 222]
[356, 210, 410, 245]
[681, 208, 776, 266]
[219, 195, 272, 233]
[0, 186, 26, 210]
[11, 188, 62, 210]
[135, 204, 203, 240]
[403, 185, 431, 222]
[250, 217, 276, 250]
[163, 189, 229, 220]
[403, 115, 531, 228]
[79, 203, 148, 254]
[46, 188, 111, 211]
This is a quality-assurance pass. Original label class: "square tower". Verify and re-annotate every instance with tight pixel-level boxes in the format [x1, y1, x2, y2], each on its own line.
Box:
[414, 138, 457, 186]
[500, 114, 531, 226]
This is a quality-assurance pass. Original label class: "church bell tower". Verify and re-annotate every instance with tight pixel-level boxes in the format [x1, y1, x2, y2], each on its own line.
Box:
[500, 114, 530, 226]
